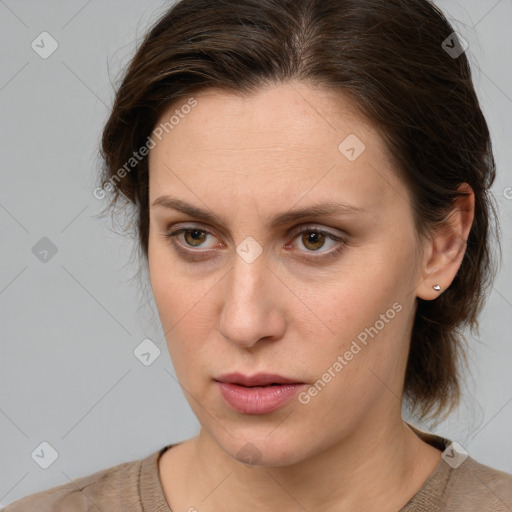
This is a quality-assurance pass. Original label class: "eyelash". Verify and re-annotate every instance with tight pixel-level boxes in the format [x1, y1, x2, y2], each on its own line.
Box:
[162, 225, 346, 261]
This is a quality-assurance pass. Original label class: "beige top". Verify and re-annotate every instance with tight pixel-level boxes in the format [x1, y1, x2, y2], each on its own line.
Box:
[2, 424, 511, 511]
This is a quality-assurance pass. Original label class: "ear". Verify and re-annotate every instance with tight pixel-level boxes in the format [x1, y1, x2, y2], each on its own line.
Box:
[416, 183, 475, 300]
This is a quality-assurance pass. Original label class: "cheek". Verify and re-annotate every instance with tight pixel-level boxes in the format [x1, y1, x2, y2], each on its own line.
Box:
[148, 234, 202, 322]
[301, 244, 414, 342]
[148, 239, 225, 379]
[293, 242, 416, 394]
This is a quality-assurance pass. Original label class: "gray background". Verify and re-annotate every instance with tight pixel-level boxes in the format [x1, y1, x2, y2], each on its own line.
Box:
[1, 0, 511, 507]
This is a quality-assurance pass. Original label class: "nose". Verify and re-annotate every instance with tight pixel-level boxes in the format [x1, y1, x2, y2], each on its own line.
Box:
[217, 252, 286, 349]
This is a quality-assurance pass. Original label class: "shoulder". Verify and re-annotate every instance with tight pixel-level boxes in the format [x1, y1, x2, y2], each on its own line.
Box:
[403, 423, 512, 511]
[441, 455, 512, 511]
[1, 453, 148, 512]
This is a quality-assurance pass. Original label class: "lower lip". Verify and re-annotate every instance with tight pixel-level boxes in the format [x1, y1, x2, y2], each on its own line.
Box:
[215, 381, 304, 414]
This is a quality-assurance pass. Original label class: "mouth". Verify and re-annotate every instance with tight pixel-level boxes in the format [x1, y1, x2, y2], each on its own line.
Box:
[214, 373, 306, 414]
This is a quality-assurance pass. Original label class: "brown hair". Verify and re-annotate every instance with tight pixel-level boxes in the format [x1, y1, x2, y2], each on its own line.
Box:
[98, 0, 500, 421]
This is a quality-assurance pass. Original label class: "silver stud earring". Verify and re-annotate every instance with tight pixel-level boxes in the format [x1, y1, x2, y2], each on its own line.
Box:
[433, 284, 441, 292]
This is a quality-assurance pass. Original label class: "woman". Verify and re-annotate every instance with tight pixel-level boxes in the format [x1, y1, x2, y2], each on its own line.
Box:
[4, 0, 511, 510]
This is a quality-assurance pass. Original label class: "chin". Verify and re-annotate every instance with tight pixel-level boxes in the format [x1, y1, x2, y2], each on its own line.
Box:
[216, 427, 313, 468]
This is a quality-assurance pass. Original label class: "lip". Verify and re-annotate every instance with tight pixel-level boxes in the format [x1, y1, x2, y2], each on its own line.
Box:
[214, 373, 305, 414]
[215, 372, 303, 387]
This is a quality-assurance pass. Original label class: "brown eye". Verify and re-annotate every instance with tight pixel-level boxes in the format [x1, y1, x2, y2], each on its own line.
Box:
[163, 227, 218, 251]
[183, 229, 208, 247]
[300, 231, 327, 251]
[287, 226, 347, 261]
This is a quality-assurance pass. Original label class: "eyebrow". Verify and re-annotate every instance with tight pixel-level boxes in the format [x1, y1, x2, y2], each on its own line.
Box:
[151, 196, 366, 228]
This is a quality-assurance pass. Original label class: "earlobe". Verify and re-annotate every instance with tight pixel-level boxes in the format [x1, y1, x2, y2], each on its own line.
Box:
[415, 183, 475, 301]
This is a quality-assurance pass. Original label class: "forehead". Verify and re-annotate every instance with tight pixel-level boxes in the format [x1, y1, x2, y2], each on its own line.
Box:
[151, 81, 382, 157]
[147, 81, 409, 217]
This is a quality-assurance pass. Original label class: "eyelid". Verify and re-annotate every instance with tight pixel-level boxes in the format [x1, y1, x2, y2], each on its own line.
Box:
[164, 224, 222, 251]
[288, 223, 345, 240]
[285, 225, 346, 260]
[163, 222, 347, 257]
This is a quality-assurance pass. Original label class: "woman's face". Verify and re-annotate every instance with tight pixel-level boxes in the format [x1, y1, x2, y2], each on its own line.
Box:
[147, 81, 426, 466]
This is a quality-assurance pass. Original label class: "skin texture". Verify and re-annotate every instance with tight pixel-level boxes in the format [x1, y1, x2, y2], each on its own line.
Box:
[147, 81, 474, 511]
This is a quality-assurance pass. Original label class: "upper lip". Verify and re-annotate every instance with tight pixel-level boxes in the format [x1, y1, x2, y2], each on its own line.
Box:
[214, 372, 304, 386]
